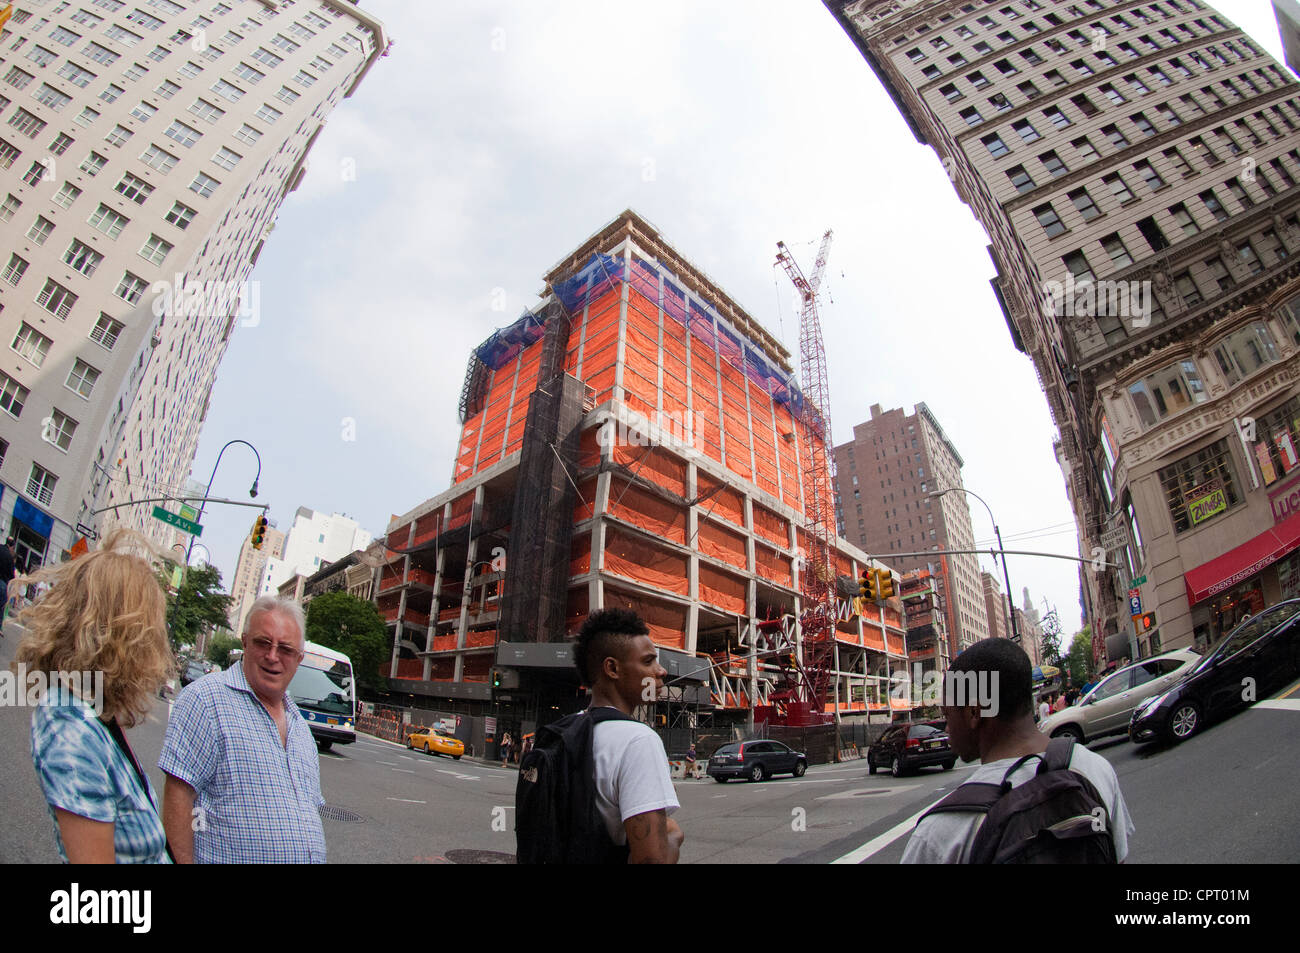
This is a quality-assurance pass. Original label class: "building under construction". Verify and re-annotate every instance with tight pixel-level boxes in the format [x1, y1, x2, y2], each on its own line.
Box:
[378, 211, 909, 732]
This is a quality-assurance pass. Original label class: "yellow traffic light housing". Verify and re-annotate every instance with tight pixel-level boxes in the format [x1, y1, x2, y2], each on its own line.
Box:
[879, 570, 897, 600]
[251, 514, 268, 550]
[864, 569, 880, 602]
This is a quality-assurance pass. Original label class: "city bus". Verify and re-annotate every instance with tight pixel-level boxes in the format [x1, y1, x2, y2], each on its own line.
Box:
[289, 641, 356, 752]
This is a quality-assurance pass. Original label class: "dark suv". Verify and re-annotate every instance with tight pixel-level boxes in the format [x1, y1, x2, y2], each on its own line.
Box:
[707, 740, 808, 783]
[867, 721, 956, 776]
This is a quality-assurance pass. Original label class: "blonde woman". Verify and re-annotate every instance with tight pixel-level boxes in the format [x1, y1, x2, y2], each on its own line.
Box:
[12, 530, 175, 863]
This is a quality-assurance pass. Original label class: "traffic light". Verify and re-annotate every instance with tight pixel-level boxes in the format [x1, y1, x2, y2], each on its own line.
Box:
[250, 514, 268, 550]
[491, 667, 502, 688]
[861, 569, 879, 602]
[878, 570, 897, 600]
[1136, 612, 1156, 633]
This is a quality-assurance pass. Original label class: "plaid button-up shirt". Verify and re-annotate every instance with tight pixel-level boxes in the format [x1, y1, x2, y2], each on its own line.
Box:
[159, 662, 326, 863]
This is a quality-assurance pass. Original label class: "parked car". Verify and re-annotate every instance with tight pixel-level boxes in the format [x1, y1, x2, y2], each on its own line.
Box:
[707, 740, 807, 782]
[867, 720, 955, 777]
[180, 659, 209, 687]
[1040, 649, 1200, 743]
[405, 726, 465, 760]
[1130, 600, 1300, 745]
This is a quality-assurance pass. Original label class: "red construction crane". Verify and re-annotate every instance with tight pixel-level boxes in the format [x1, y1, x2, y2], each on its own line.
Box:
[770, 229, 837, 727]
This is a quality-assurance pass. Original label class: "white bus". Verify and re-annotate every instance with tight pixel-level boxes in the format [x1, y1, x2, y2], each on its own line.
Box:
[289, 641, 356, 752]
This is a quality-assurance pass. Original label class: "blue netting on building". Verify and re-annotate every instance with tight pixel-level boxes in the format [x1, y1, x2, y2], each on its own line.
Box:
[468, 251, 820, 431]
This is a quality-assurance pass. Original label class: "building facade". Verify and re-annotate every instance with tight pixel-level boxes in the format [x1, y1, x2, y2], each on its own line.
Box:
[0, 0, 387, 568]
[377, 210, 911, 729]
[834, 402, 991, 658]
[226, 515, 284, 633]
[982, 569, 1011, 640]
[828, 0, 1300, 659]
[260, 504, 371, 593]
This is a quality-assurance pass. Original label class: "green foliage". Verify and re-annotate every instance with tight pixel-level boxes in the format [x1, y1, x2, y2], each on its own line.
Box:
[1065, 625, 1094, 687]
[207, 632, 242, 669]
[165, 562, 233, 650]
[304, 591, 388, 696]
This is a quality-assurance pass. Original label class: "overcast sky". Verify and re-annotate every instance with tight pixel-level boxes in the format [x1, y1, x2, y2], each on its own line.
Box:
[188, 0, 1288, 640]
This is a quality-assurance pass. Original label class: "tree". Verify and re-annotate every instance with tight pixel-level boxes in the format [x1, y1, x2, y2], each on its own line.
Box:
[1065, 625, 1094, 687]
[1039, 608, 1063, 668]
[304, 591, 388, 696]
[166, 563, 233, 650]
[207, 632, 242, 669]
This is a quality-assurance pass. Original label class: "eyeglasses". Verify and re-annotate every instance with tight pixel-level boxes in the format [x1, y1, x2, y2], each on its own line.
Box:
[245, 636, 304, 660]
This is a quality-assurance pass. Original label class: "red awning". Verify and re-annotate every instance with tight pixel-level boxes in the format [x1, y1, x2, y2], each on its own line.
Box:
[1184, 510, 1300, 605]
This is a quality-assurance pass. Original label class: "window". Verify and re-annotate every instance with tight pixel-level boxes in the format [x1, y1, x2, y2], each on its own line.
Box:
[940, 83, 963, 103]
[1131, 113, 1156, 137]
[1100, 84, 1126, 107]
[1203, 256, 1235, 294]
[1070, 94, 1099, 119]
[1236, 241, 1262, 276]
[147, 44, 171, 63]
[89, 203, 130, 238]
[1072, 137, 1099, 164]
[1043, 106, 1069, 129]
[1129, 360, 1208, 427]
[188, 98, 226, 123]
[1159, 440, 1241, 534]
[189, 171, 220, 197]
[37, 279, 79, 319]
[274, 85, 300, 104]
[1156, 103, 1181, 127]
[1213, 323, 1277, 386]
[1034, 203, 1067, 238]
[27, 464, 58, 507]
[1040, 150, 1067, 177]
[156, 79, 181, 99]
[164, 119, 202, 148]
[75, 107, 101, 128]
[44, 409, 78, 452]
[1174, 270, 1202, 307]
[211, 146, 241, 170]
[1101, 124, 1130, 149]
[26, 215, 54, 244]
[1162, 147, 1192, 178]
[1224, 177, 1253, 210]
[0, 372, 30, 418]
[13, 323, 54, 366]
[1134, 160, 1165, 191]
[994, 58, 1018, 77]
[1101, 232, 1133, 267]
[1189, 136, 1220, 166]
[1169, 203, 1199, 236]
[65, 358, 101, 397]
[178, 60, 203, 79]
[271, 34, 301, 52]
[139, 233, 173, 265]
[8, 108, 47, 139]
[5, 66, 36, 89]
[130, 101, 157, 122]
[1012, 119, 1040, 143]
[251, 47, 283, 68]
[1135, 215, 1169, 252]
[35, 84, 73, 111]
[49, 133, 75, 156]
[253, 102, 282, 123]
[210, 78, 244, 101]
[104, 124, 134, 148]
[232, 62, 265, 84]
[982, 133, 1009, 158]
[959, 106, 984, 127]
[3, 253, 28, 285]
[1071, 59, 1094, 78]
[1064, 250, 1094, 282]
[164, 200, 196, 229]
[114, 171, 154, 204]
[1125, 74, 1150, 96]
[139, 143, 179, 172]
[292, 69, 317, 88]
[64, 240, 104, 277]
[1007, 164, 1035, 194]
[1200, 190, 1228, 222]
[90, 314, 125, 350]
[232, 123, 262, 146]
[109, 272, 150, 309]
[968, 71, 990, 90]
[1069, 188, 1101, 221]
[53, 182, 82, 208]
[989, 93, 1012, 112]
[906, 48, 926, 64]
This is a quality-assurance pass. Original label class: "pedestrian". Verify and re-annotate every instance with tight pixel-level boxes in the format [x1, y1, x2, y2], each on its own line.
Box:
[515, 608, 683, 863]
[901, 638, 1133, 863]
[685, 743, 697, 779]
[0, 536, 16, 631]
[501, 730, 513, 765]
[159, 594, 326, 863]
[1052, 691, 1066, 713]
[14, 529, 176, 863]
[1036, 694, 1051, 723]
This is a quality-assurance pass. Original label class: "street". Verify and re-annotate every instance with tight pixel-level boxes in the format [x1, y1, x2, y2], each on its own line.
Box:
[3, 618, 1297, 864]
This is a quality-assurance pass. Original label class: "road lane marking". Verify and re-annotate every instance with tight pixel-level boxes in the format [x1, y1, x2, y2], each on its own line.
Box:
[436, 769, 480, 780]
[1254, 698, 1300, 710]
[831, 795, 948, 864]
[376, 761, 398, 766]
[392, 768, 415, 774]
[817, 784, 920, 801]
[386, 797, 427, 804]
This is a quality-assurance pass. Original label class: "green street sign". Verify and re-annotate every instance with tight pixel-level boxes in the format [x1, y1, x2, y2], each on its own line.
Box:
[152, 505, 203, 536]
[1132, 575, 1147, 586]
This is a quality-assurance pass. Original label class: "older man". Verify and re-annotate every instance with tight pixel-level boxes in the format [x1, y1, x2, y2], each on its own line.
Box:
[159, 595, 326, 863]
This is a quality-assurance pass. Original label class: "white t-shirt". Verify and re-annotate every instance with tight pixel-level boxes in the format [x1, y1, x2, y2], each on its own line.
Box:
[590, 713, 679, 846]
[1037, 701, 1051, 722]
[901, 744, 1134, 863]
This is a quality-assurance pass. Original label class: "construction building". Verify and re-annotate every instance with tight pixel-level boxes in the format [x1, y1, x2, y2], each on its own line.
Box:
[834, 402, 991, 659]
[900, 567, 951, 689]
[0, 0, 387, 567]
[826, 0, 1300, 660]
[377, 210, 909, 733]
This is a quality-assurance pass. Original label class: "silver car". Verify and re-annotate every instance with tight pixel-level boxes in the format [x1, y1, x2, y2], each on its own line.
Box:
[1039, 649, 1201, 743]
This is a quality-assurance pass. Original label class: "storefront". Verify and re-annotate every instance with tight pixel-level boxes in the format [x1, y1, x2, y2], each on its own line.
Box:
[1183, 509, 1300, 650]
[4, 493, 55, 574]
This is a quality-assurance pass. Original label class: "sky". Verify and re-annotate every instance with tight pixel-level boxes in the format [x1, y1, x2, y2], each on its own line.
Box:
[187, 0, 1290, 640]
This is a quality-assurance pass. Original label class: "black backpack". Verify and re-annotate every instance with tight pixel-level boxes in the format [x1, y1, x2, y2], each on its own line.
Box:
[515, 707, 636, 864]
[918, 736, 1117, 864]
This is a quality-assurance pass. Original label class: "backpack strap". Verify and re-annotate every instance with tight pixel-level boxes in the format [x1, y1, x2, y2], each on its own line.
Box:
[917, 782, 1004, 823]
[1036, 735, 1075, 775]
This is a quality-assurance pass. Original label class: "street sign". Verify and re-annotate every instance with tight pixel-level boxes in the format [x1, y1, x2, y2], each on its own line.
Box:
[152, 505, 203, 536]
[1132, 575, 1147, 586]
[1101, 527, 1127, 551]
[1128, 589, 1142, 616]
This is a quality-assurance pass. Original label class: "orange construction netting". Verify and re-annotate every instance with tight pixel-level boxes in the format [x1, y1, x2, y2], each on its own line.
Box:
[601, 587, 687, 650]
[603, 526, 688, 596]
[698, 564, 745, 615]
[697, 518, 746, 571]
[606, 478, 687, 544]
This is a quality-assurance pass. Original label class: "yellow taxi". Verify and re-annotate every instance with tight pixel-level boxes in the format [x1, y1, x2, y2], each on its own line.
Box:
[405, 726, 465, 760]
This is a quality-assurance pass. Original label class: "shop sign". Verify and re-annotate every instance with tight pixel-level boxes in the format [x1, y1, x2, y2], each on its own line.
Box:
[1185, 481, 1227, 526]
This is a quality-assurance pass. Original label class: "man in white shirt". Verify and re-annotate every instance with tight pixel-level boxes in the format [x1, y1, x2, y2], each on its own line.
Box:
[902, 638, 1134, 863]
[572, 608, 683, 864]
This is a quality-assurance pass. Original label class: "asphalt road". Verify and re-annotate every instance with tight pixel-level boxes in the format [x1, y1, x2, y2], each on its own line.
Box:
[3, 615, 1297, 864]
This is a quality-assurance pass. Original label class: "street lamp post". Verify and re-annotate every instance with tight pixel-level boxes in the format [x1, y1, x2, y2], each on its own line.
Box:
[930, 486, 1020, 643]
[185, 439, 261, 567]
